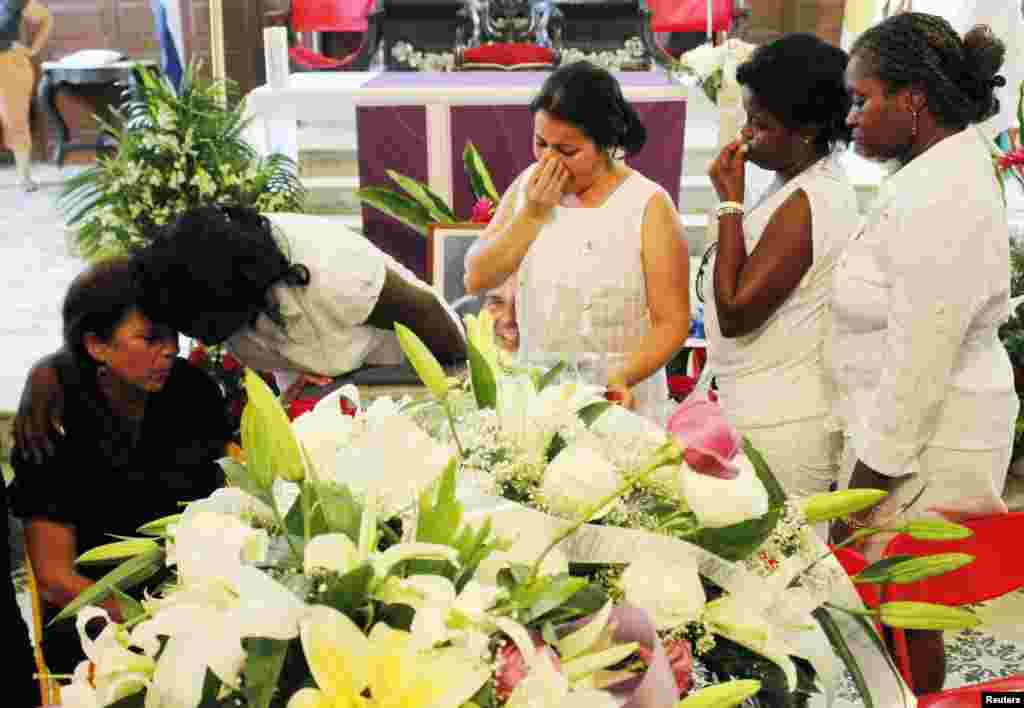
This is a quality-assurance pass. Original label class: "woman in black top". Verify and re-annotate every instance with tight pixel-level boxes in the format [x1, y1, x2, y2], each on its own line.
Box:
[10, 257, 229, 674]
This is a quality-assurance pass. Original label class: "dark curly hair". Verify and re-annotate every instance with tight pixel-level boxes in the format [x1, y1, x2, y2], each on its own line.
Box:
[851, 12, 1006, 129]
[529, 61, 647, 156]
[135, 205, 310, 341]
[736, 33, 853, 154]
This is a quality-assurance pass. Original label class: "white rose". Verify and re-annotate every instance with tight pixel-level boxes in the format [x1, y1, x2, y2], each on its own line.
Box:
[680, 454, 769, 528]
[540, 444, 620, 521]
[620, 558, 705, 630]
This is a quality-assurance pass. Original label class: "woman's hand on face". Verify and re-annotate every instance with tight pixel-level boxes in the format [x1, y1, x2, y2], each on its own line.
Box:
[709, 138, 748, 203]
[524, 155, 570, 221]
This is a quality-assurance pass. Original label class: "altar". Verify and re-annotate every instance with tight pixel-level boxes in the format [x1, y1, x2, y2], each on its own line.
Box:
[244, 70, 687, 280]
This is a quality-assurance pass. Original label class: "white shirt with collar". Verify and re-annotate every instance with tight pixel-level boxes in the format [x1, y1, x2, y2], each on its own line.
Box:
[828, 127, 1018, 478]
[226, 213, 450, 383]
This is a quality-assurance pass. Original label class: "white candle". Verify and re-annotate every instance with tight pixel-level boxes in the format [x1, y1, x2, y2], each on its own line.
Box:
[707, 0, 713, 41]
[263, 26, 290, 89]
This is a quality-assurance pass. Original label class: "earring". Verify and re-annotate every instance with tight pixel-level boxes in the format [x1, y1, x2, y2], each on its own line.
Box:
[97, 361, 110, 378]
[911, 109, 920, 138]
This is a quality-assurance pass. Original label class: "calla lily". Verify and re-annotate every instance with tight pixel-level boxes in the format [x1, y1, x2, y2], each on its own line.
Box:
[290, 605, 490, 708]
[178, 487, 277, 528]
[620, 559, 706, 631]
[679, 454, 769, 528]
[667, 392, 742, 480]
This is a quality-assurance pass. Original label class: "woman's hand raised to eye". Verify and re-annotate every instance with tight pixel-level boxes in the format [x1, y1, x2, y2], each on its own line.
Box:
[524, 155, 570, 221]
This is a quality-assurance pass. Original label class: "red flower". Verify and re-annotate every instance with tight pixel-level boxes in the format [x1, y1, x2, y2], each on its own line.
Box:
[339, 397, 358, 417]
[288, 397, 318, 420]
[221, 353, 242, 373]
[470, 197, 496, 224]
[999, 148, 1024, 170]
[639, 639, 694, 697]
[668, 374, 697, 401]
[188, 346, 208, 366]
[494, 637, 560, 701]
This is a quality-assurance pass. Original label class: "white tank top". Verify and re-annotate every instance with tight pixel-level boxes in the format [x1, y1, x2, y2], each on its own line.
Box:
[700, 154, 861, 427]
[516, 164, 671, 423]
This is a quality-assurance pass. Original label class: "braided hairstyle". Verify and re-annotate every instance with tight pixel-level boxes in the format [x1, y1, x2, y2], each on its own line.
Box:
[851, 12, 1006, 130]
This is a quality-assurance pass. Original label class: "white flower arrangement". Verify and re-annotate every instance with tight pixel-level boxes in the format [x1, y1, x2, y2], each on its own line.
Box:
[390, 37, 647, 72]
[58, 64, 305, 260]
[669, 38, 757, 103]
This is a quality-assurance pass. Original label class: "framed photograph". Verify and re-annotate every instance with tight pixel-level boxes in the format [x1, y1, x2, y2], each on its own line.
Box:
[427, 222, 487, 317]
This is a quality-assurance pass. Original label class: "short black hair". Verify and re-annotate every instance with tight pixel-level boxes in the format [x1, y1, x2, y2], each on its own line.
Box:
[529, 61, 647, 155]
[851, 12, 1006, 129]
[135, 205, 310, 337]
[736, 33, 853, 154]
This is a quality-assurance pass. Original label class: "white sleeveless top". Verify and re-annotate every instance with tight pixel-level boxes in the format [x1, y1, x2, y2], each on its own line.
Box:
[700, 155, 860, 428]
[515, 164, 670, 423]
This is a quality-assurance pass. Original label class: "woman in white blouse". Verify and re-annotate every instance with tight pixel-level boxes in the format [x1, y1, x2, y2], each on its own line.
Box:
[833, 13, 1016, 693]
[700, 34, 860, 502]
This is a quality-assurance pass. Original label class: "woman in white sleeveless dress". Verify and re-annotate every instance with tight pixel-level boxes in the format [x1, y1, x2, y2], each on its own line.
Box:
[698, 35, 861, 501]
[465, 62, 691, 423]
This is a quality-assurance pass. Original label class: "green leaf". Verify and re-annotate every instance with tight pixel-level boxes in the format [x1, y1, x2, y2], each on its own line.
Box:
[417, 459, 463, 546]
[463, 141, 501, 203]
[577, 401, 611, 427]
[466, 338, 498, 409]
[217, 458, 274, 506]
[105, 692, 146, 708]
[196, 669, 223, 708]
[312, 482, 363, 542]
[387, 170, 457, 223]
[242, 638, 290, 708]
[537, 361, 566, 391]
[356, 186, 433, 235]
[453, 516, 508, 592]
[812, 606, 875, 708]
[319, 563, 375, 614]
[744, 437, 787, 507]
[111, 588, 146, 624]
[51, 546, 164, 624]
[520, 575, 587, 623]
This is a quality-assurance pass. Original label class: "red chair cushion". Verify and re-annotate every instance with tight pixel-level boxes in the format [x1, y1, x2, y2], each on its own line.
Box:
[883, 512, 1024, 607]
[646, 0, 733, 33]
[918, 675, 1024, 708]
[289, 45, 356, 70]
[462, 43, 556, 67]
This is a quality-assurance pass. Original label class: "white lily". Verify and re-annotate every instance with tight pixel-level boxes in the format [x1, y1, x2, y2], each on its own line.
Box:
[133, 566, 307, 708]
[496, 375, 604, 456]
[168, 510, 269, 587]
[291, 385, 360, 480]
[333, 414, 453, 515]
[59, 608, 155, 708]
[178, 487, 276, 528]
[289, 605, 490, 708]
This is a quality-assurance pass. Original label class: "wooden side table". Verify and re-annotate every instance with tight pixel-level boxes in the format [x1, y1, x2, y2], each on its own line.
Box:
[37, 59, 158, 167]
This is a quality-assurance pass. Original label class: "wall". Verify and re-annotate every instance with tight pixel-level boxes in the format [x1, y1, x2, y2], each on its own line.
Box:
[737, 0, 846, 46]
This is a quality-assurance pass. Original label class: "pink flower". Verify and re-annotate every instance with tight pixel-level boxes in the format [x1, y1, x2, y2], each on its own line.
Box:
[470, 197, 496, 224]
[667, 391, 742, 479]
[639, 639, 694, 697]
[494, 636, 560, 701]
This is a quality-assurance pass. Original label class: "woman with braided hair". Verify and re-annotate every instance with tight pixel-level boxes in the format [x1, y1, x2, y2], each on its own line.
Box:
[830, 12, 1017, 693]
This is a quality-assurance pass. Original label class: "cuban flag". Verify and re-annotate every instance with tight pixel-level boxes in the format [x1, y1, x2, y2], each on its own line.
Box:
[151, 0, 185, 91]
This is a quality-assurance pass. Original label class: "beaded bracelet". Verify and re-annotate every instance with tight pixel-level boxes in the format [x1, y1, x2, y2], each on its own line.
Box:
[715, 201, 745, 219]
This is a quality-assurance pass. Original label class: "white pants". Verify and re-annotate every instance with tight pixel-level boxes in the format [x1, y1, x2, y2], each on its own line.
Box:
[839, 439, 1011, 561]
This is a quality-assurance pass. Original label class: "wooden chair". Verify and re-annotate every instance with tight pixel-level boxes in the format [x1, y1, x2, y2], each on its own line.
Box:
[24, 558, 60, 705]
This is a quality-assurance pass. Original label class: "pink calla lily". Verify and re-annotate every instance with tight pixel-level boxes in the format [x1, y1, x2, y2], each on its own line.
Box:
[666, 392, 742, 480]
